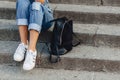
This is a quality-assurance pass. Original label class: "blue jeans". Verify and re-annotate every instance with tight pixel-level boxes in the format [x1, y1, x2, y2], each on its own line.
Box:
[16, 0, 53, 33]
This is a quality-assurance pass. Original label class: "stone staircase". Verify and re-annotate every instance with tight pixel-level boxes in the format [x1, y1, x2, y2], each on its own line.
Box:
[1, 0, 120, 79]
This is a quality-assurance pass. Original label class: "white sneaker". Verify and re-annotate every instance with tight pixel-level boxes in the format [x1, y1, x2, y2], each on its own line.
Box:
[13, 43, 28, 62]
[23, 50, 37, 71]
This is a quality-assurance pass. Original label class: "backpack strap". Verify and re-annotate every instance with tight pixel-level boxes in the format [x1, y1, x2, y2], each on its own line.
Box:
[50, 45, 61, 63]
[49, 17, 68, 23]
[45, 43, 61, 63]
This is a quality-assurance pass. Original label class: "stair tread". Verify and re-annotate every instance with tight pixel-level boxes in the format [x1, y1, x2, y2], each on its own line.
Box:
[1, 1, 120, 14]
[1, 19, 120, 36]
[1, 64, 120, 80]
[1, 40, 120, 61]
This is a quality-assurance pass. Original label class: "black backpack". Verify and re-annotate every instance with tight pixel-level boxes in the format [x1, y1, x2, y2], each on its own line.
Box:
[47, 17, 81, 63]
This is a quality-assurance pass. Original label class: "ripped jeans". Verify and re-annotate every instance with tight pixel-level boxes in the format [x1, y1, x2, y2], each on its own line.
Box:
[16, 0, 53, 33]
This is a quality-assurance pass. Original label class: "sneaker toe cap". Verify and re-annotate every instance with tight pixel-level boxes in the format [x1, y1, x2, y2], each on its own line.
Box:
[13, 54, 24, 62]
[23, 63, 35, 71]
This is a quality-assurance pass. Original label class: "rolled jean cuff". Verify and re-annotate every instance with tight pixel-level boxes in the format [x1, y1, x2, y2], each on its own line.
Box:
[28, 23, 42, 33]
[17, 19, 28, 25]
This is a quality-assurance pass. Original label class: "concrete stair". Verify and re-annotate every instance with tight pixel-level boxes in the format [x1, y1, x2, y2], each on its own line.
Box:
[1, 41, 120, 73]
[1, 1, 120, 24]
[1, 19, 120, 47]
[0, 0, 120, 78]
[2, 0, 120, 6]
[50, 0, 120, 7]
[1, 64, 120, 80]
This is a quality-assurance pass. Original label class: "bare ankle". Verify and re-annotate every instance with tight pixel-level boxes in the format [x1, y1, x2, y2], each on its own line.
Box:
[28, 47, 36, 52]
[21, 40, 28, 45]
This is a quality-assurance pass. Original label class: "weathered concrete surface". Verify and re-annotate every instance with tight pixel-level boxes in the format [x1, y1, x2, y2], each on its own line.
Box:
[49, 0, 120, 6]
[1, 41, 120, 72]
[49, 0, 101, 5]
[0, 0, 101, 5]
[2, 0, 120, 7]
[0, 64, 94, 80]
[102, 0, 120, 6]
[1, 64, 120, 80]
[1, 19, 120, 47]
[1, 1, 120, 24]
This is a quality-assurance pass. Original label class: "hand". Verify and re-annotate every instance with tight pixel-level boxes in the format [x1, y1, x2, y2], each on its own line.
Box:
[35, 0, 45, 4]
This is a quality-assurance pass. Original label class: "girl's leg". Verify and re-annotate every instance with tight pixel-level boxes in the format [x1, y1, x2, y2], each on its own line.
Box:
[28, 0, 54, 51]
[14, 0, 30, 62]
[23, 28, 40, 71]
[19, 26, 28, 45]
[16, 0, 33, 44]
[23, 1, 54, 70]
[23, 2, 43, 70]
[28, 29, 39, 51]
[28, 2, 44, 51]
